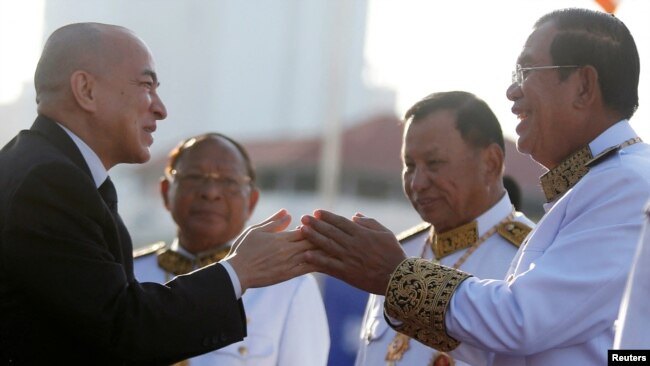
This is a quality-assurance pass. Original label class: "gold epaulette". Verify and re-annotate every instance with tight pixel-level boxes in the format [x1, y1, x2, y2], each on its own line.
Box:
[396, 222, 431, 243]
[497, 221, 532, 248]
[133, 241, 166, 259]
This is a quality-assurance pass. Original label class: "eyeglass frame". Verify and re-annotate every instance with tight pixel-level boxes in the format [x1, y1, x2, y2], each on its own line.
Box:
[166, 169, 253, 195]
[511, 64, 581, 86]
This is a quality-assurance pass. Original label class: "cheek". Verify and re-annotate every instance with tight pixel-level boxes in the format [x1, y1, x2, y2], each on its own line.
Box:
[402, 175, 414, 198]
[169, 192, 193, 216]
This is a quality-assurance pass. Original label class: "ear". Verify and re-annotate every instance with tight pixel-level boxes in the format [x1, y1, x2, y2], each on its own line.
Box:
[573, 65, 600, 110]
[160, 177, 172, 211]
[481, 143, 505, 182]
[246, 187, 260, 218]
[70, 70, 98, 112]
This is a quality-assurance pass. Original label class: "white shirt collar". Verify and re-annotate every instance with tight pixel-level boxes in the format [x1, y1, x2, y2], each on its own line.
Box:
[55, 122, 108, 188]
[588, 119, 638, 156]
[476, 192, 515, 236]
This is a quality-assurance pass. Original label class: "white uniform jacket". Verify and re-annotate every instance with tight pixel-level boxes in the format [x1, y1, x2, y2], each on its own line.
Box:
[356, 193, 534, 366]
[445, 120, 650, 365]
[134, 241, 330, 366]
[614, 203, 650, 349]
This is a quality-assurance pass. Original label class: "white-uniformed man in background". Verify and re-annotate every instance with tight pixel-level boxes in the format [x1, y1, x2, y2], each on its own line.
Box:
[354, 91, 534, 366]
[134, 133, 330, 366]
[300, 8, 650, 366]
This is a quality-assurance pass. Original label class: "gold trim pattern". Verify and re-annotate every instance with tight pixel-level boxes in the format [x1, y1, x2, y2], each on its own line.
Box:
[133, 241, 166, 259]
[540, 146, 592, 203]
[384, 258, 471, 352]
[397, 222, 431, 243]
[157, 246, 231, 276]
[540, 137, 642, 203]
[497, 221, 532, 248]
[428, 221, 478, 260]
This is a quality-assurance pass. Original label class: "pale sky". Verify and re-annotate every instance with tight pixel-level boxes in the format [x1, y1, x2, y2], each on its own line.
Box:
[1, 0, 648, 141]
[364, 0, 650, 141]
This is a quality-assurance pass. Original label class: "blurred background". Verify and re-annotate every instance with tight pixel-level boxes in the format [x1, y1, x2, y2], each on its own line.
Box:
[1, 0, 647, 364]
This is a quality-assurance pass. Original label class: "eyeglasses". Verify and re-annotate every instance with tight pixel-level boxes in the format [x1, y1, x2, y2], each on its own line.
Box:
[169, 170, 252, 194]
[511, 64, 580, 86]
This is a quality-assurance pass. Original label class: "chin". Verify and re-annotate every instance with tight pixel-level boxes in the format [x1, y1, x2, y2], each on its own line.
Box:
[134, 149, 151, 164]
[515, 139, 533, 156]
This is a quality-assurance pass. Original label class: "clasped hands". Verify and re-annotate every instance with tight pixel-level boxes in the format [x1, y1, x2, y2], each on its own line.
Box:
[227, 208, 407, 294]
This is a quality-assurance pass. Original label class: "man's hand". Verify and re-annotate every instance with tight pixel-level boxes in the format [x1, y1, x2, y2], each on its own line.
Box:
[227, 209, 315, 292]
[300, 210, 407, 295]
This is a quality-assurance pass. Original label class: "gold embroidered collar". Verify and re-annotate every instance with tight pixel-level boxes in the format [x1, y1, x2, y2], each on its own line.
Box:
[428, 221, 478, 260]
[157, 245, 231, 276]
[540, 137, 642, 203]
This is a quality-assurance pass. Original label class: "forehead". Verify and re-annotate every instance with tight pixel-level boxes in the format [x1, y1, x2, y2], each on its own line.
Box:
[176, 138, 246, 170]
[109, 30, 157, 73]
[517, 22, 558, 65]
[403, 109, 467, 154]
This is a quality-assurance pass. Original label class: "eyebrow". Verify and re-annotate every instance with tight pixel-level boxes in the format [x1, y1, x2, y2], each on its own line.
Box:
[143, 69, 160, 87]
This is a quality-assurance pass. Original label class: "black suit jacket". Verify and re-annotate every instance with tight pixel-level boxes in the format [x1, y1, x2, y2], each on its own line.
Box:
[0, 116, 246, 365]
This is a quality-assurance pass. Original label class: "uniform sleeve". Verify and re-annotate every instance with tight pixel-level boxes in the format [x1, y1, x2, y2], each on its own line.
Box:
[277, 274, 330, 366]
[2, 163, 246, 363]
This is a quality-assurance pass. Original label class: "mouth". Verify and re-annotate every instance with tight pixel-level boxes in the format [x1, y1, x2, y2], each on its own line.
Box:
[415, 197, 438, 208]
[191, 208, 226, 218]
[142, 125, 157, 145]
[511, 107, 530, 135]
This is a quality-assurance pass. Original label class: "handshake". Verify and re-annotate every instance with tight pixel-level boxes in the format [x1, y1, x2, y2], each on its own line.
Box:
[226, 209, 407, 295]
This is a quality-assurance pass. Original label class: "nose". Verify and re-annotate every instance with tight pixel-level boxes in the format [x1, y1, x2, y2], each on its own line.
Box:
[152, 92, 168, 120]
[199, 179, 225, 201]
[409, 166, 431, 192]
[506, 82, 522, 102]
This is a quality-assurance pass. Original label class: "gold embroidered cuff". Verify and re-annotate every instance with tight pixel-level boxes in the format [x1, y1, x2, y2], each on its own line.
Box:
[384, 258, 471, 352]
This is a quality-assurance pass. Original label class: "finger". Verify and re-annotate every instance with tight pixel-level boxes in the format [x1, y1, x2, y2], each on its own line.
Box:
[232, 209, 288, 250]
[314, 209, 363, 236]
[303, 248, 348, 279]
[256, 213, 291, 233]
[302, 213, 353, 246]
[352, 215, 391, 232]
[274, 228, 304, 242]
[230, 209, 291, 253]
[299, 222, 346, 258]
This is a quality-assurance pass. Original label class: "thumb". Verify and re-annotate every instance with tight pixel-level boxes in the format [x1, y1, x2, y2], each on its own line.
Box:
[232, 209, 290, 251]
[257, 212, 292, 233]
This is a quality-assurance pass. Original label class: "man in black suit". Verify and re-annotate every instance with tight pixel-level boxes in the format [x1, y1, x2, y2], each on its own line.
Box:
[0, 22, 313, 365]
